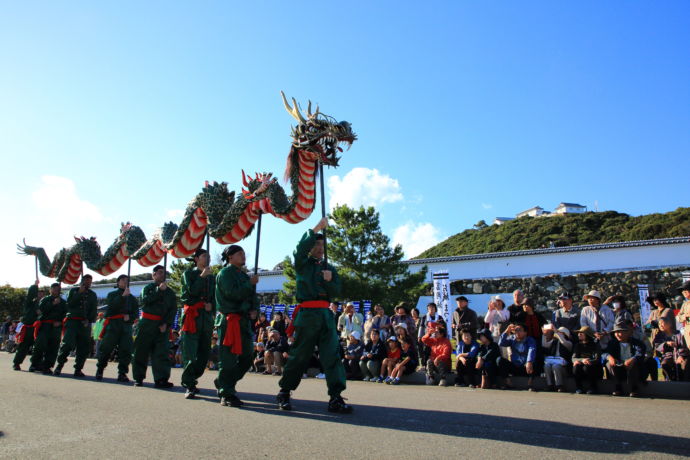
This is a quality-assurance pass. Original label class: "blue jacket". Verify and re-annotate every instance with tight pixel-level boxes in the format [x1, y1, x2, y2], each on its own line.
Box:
[456, 340, 479, 359]
[499, 333, 537, 365]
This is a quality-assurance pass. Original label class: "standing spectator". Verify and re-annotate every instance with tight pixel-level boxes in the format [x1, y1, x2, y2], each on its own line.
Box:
[552, 292, 580, 337]
[387, 338, 418, 385]
[208, 335, 219, 370]
[475, 329, 500, 389]
[571, 326, 602, 394]
[360, 329, 386, 381]
[418, 303, 446, 366]
[411, 307, 422, 338]
[677, 281, 690, 350]
[498, 324, 538, 391]
[421, 324, 453, 386]
[92, 312, 105, 358]
[454, 329, 479, 387]
[484, 296, 509, 343]
[264, 329, 289, 375]
[342, 331, 364, 380]
[270, 311, 288, 338]
[367, 304, 390, 341]
[337, 302, 364, 341]
[516, 297, 546, 341]
[329, 302, 342, 327]
[451, 296, 478, 341]
[507, 289, 525, 324]
[254, 312, 270, 342]
[378, 336, 401, 383]
[390, 304, 417, 345]
[653, 316, 689, 381]
[602, 323, 647, 397]
[646, 293, 676, 342]
[541, 325, 573, 392]
[580, 290, 615, 349]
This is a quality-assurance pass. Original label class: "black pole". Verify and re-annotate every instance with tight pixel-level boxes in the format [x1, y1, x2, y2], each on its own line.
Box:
[206, 231, 211, 297]
[164, 252, 168, 280]
[127, 259, 131, 287]
[319, 162, 328, 266]
[34, 256, 38, 280]
[254, 214, 262, 276]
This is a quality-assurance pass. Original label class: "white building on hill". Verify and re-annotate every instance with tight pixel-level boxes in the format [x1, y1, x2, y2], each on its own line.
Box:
[554, 202, 587, 214]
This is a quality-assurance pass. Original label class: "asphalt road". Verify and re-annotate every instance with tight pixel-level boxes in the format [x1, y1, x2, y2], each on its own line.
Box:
[1, 353, 689, 460]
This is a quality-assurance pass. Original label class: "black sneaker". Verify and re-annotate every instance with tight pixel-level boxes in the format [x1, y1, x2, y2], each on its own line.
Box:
[73, 370, 86, 378]
[277, 391, 292, 411]
[28, 366, 37, 372]
[185, 388, 196, 400]
[134, 380, 143, 387]
[117, 374, 130, 383]
[227, 394, 243, 407]
[95, 368, 104, 381]
[154, 380, 174, 389]
[53, 364, 63, 376]
[192, 387, 200, 396]
[42, 368, 53, 375]
[13, 364, 20, 371]
[327, 395, 353, 414]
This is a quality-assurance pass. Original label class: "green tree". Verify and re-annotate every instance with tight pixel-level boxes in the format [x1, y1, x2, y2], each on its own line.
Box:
[0, 284, 27, 319]
[277, 256, 297, 305]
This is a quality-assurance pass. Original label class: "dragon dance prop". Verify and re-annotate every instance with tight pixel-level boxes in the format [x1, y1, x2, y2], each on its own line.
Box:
[18, 92, 356, 284]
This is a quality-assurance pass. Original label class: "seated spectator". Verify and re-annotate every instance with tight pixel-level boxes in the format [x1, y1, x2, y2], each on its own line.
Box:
[342, 331, 364, 380]
[264, 329, 289, 375]
[516, 297, 545, 341]
[171, 331, 182, 368]
[360, 329, 386, 381]
[571, 326, 602, 394]
[475, 329, 500, 389]
[270, 312, 287, 338]
[580, 290, 615, 349]
[602, 323, 647, 397]
[254, 312, 270, 342]
[454, 328, 479, 387]
[484, 296, 509, 343]
[387, 338, 418, 385]
[378, 336, 402, 383]
[251, 342, 266, 373]
[498, 323, 538, 391]
[541, 325, 573, 392]
[646, 293, 676, 342]
[552, 292, 580, 338]
[653, 316, 689, 381]
[422, 323, 453, 386]
[208, 335, 219, 370]
[337, 302, 364, 341]
[394, 323, 412, 346]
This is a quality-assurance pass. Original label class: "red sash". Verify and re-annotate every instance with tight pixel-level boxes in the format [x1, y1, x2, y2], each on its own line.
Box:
[16, 324, 33, 344]
[141, 312, 173, 341]
[181, 302, 205, 334]
[222, 313, 243, 355]
[32, 320, 53, 339]
[98, 314, 125, 339]
[62, 316, 86, 338]
[285, 300, 329, 337]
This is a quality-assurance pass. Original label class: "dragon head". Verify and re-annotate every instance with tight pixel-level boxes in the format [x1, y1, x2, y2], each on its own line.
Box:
[281, 91, 356, 168]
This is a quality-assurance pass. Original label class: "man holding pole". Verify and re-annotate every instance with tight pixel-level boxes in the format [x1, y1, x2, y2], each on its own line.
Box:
[277, 217, 352, 413]
[31, 283, 67, 375]
[54, 274, 97, 377]
[132, 265, 177, 388]
[96, 274, 139, 382]
[13, 279, 45, 371]
[180, 248, 216, 399]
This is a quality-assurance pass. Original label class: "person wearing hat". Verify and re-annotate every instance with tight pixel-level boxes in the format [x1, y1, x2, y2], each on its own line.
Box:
[645, 292, 676, 343]
[390, 302, 417, 345]
[602, 321, 647, 397]
[264, 328, 289, 375]
[652, 316, 689, 381]
[497, 323, 538, 391]
[475, 329, 500, 389]
[31, 283, 66, 375]
[451, 296, 478, 342]
[179, 248, 216, 399]
[277, 217, 351, 413]
[342, 330, 364, 380]
[552, 292, 580, 338]
[541, 325, 573, 392]
[13, 279, 45, 371]
[579, 290, 615, 348]
[571, 326, 602, 394]
[95, 274, 140, 382]
[132, 265, 177, 388]
[678, 281, 690, 350]
[516, 297, 546, 341]
[378, 336, 401, 383]
[214, 244, 259, 407]
[484, 296, 509, 343]
[337, 302, 364, 341]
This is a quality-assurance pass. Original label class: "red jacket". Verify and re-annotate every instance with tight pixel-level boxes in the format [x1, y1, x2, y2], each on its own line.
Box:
[422, 333, 452, 367]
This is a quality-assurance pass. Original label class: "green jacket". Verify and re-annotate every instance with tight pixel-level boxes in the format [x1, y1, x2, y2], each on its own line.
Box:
[215, 265, 257, 316]
[66, 287, 98, 322]
[105, 288, 140, 324]
[38, 295, 67, 322]
[140, 282, 177, 325]
[294, 229, 341, 303]
[22, 285, 41, 324]
[181, 267, 216, 307]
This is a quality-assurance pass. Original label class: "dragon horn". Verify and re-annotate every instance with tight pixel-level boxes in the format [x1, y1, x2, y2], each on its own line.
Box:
[242, 170, 250, 187]
[306, 100, 319, 118]
[280, 91, 305, 123]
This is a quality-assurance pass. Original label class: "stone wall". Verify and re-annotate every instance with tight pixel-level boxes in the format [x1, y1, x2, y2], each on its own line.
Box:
[449, 266, 690, 315]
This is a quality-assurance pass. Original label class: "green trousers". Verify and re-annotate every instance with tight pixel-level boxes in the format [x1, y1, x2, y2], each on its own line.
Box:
[279, 309, 346, 397]
[97, 321, 133, 375]
[57, 319, 91, 371]
[180, 326, 212, 389]
[31, 323, 62, 370]
[132, 319, 171, 382]
[13, 326, 35, 366]
[214, 318, 253, 396]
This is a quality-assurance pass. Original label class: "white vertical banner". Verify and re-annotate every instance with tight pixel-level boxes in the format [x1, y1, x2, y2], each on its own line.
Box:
[433, 271, 451, 327]
[638, 284, 651, 326]
[682, 271, 690, 283]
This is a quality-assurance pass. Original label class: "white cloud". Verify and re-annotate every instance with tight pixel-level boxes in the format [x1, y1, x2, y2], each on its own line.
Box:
[328, 167, 403, 210]
[32, 175, 103, 223]
[392, 222, 444, 258]
[482, 203, 493, 209]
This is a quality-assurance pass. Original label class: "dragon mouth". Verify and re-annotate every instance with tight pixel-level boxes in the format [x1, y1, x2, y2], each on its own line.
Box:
[314, 135, 354, 166]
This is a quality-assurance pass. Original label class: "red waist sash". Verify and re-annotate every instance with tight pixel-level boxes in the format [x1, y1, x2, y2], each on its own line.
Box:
[33, 320, 54, 339]
[141, 312, 163, 321]
[222, 313, 243, 355]
[62, 316, 86, 337]
[99, 314, 125, 339]
[285, 300, 329, 337]
[16, 324, 34, 344]
[181, 302, 205, 334]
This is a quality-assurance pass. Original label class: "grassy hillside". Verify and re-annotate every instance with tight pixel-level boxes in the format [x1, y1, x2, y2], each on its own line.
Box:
[415, 207, 690, 259]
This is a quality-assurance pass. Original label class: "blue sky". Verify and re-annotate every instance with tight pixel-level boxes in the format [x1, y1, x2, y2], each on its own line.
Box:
[1, 2, 688, 287]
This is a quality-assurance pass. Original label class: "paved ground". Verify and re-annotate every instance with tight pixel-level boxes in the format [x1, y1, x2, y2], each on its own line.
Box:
[1, 353, 689, 460]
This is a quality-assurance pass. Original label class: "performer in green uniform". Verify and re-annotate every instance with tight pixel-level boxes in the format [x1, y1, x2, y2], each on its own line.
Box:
[214, 244, 258, 407]
[132, 265, 177, 388]
[13, 279, 45, 371]
[180, 248, 216, 399]
[277, 217, 352, 413]
[96, 274, 140, 382]
[31, 283, 67, 375]
[54, 274, 97, 377]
